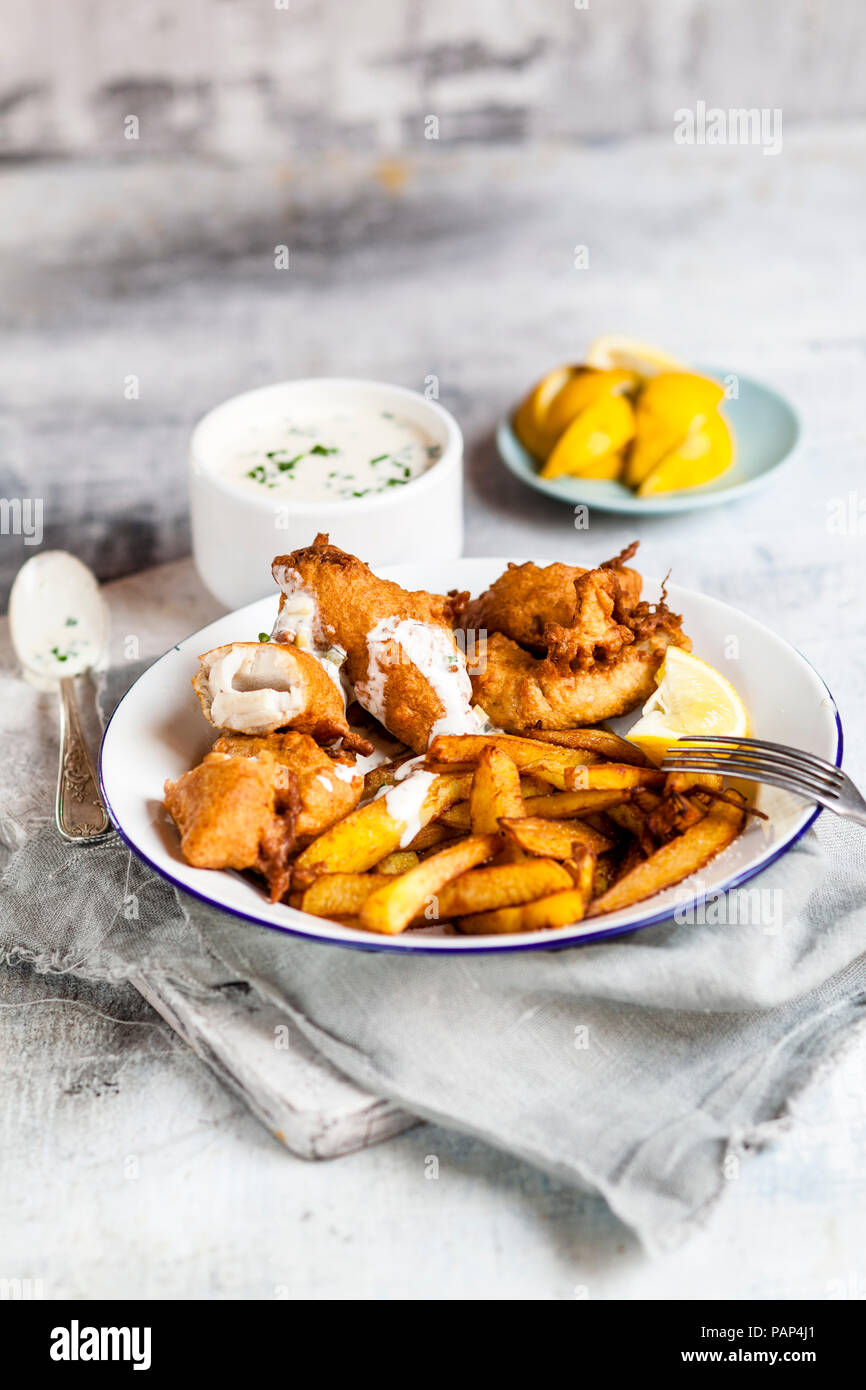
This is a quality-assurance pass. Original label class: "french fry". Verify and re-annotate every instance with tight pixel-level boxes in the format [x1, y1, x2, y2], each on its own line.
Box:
[377, 851, 420, 875]
[457, 887, 590, 936]
[292, 771, 470, 886]
[606, 802, 649, 839]
[664, 770, 724, 795]
[469, 747, 524, 834]
[437, 801, 471, 830]
[591, 852, 617, 898]
[522, 789, 635, 818]
[429, 857, 572, 921]
[529, 762, 667, 792]
[405, 823, 462, 852]
[519, 727, 649, 766]
[359, 834, 500, 936]
[588, 794, 747, 916]
[300, 873, 384, 918]
[428, 734, 591, 772]
[564, 845, 596, 902]
[499, 815, 612, 858]
[363, 754, 417, 798]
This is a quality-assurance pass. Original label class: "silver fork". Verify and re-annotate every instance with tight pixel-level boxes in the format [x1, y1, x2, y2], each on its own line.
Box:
[661, 735, 866, 827]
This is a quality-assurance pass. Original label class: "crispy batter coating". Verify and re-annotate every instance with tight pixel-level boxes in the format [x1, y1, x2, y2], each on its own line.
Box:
[164, 752, 297, 901]
[458, 543, 642, 656]
[271, 533, 474, 752]
[212, 731, 363, 840]
[469, 624, 690, 731]
[457, 541, 690, 729]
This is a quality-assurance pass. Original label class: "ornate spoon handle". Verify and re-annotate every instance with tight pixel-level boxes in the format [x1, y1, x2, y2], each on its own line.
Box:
[56, 676, 111, 842]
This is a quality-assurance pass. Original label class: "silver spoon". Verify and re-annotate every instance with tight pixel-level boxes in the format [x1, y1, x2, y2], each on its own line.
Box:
[9, 551, 112, 842]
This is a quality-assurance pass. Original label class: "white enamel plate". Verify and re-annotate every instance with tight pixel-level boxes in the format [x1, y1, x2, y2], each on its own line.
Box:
[99, 559, 842, 954]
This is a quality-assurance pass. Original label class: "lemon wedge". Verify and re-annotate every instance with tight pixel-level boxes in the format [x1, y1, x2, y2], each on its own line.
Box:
[626, 647, 748, 765]
[585, 335, 685, 376]
[544, 367, 637, 439]
[636, 413, 734, 496]
[539, 394, 635, 479]
[513, 366, 575, 460]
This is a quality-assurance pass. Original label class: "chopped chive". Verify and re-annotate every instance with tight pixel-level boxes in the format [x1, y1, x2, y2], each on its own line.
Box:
[310, 444, 338, 456]
[370, 453, 389, 465]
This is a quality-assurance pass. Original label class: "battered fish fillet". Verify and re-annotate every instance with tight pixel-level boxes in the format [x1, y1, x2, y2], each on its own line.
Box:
[271, 533, 480, 752]
[193, 641, 365, 747]
[463, 542, 690, 730]
[471, 626, 690, 731]
[164, 751, 298, 902]
[211, 731, 363, 840]
[456, 543, 643, 655]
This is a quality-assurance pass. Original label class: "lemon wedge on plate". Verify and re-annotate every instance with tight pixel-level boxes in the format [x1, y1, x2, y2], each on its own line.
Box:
[584, 335, 685, 376]
[626, 647, 748, 765]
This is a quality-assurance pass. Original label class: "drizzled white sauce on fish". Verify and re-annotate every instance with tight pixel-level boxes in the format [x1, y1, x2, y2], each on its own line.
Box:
[358, 616, 488, 741]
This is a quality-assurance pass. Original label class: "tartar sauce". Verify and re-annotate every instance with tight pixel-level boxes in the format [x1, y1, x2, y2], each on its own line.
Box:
[215, 408, 441, 502]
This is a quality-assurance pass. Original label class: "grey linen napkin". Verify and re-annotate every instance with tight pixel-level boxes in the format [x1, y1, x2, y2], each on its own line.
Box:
[2, 663, 865, 1253]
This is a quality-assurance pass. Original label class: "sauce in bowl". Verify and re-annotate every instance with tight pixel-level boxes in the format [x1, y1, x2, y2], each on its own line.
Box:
[212, 407, 442, 502]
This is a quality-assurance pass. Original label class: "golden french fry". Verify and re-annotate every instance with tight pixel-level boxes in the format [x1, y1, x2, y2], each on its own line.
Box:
[528, 761, 665, 792]
[470, 746, 524, 834]
[405, 822, 462, 852]
[588, 794, 747, 916]
[359, 834, 501, 936]
[519, 727, 648, 766]
[664, 771, 724, 794]
[437, 801, 471, 830]
[564, 845, 596, 903]
[591, 852, 617, 899]
[605, 802, 648, 839]
[428, 734, 591, 772]
[430, 857, 572, 921]
[522, 789, 635, 817]
[457, 887, 590, 936]
[363, 754, 416, 798]
[377, 851, 420, 875]
[300, 873, 384, 918]
[292, 771, 470, 886]
[499, 815, 611, 858]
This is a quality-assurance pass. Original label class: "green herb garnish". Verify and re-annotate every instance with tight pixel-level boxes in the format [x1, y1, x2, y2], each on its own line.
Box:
[310, 444, 338, 456]
[370, 453, 389, 465]
[51, 646, 68, 662]
[258, 632, 271, 643]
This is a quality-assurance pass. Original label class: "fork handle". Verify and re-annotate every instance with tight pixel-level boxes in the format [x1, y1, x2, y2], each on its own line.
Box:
[56, 676, 111, 842]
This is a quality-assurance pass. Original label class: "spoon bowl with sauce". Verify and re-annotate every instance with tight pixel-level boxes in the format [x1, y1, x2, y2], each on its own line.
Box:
[9, 551, 112, 842]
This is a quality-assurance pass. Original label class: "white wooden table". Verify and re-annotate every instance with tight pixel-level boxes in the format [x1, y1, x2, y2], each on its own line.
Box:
[2, 127, 865, 1299]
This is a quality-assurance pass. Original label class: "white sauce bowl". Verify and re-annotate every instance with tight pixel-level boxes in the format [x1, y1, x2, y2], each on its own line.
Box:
[190, 378, 464, 609]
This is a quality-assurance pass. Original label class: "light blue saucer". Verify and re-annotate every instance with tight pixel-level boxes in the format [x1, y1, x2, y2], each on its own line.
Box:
[497, 367, 800, 515]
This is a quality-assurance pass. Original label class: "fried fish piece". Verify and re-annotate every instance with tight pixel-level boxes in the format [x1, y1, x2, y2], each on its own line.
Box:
[193, 641, 371, 753]
[164, 751, 298, 901]
[469, 625, 690, 732]
[211, 731, 363, 840]
[457, 543, 642, 656]
[271, 533, 481, 752]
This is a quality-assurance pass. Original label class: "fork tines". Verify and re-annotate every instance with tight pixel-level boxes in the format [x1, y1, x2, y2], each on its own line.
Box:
[661, 735, 843, 802]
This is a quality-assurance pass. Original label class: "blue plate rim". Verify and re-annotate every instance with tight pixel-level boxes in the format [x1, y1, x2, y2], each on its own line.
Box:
[98, 638, 842, 957]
